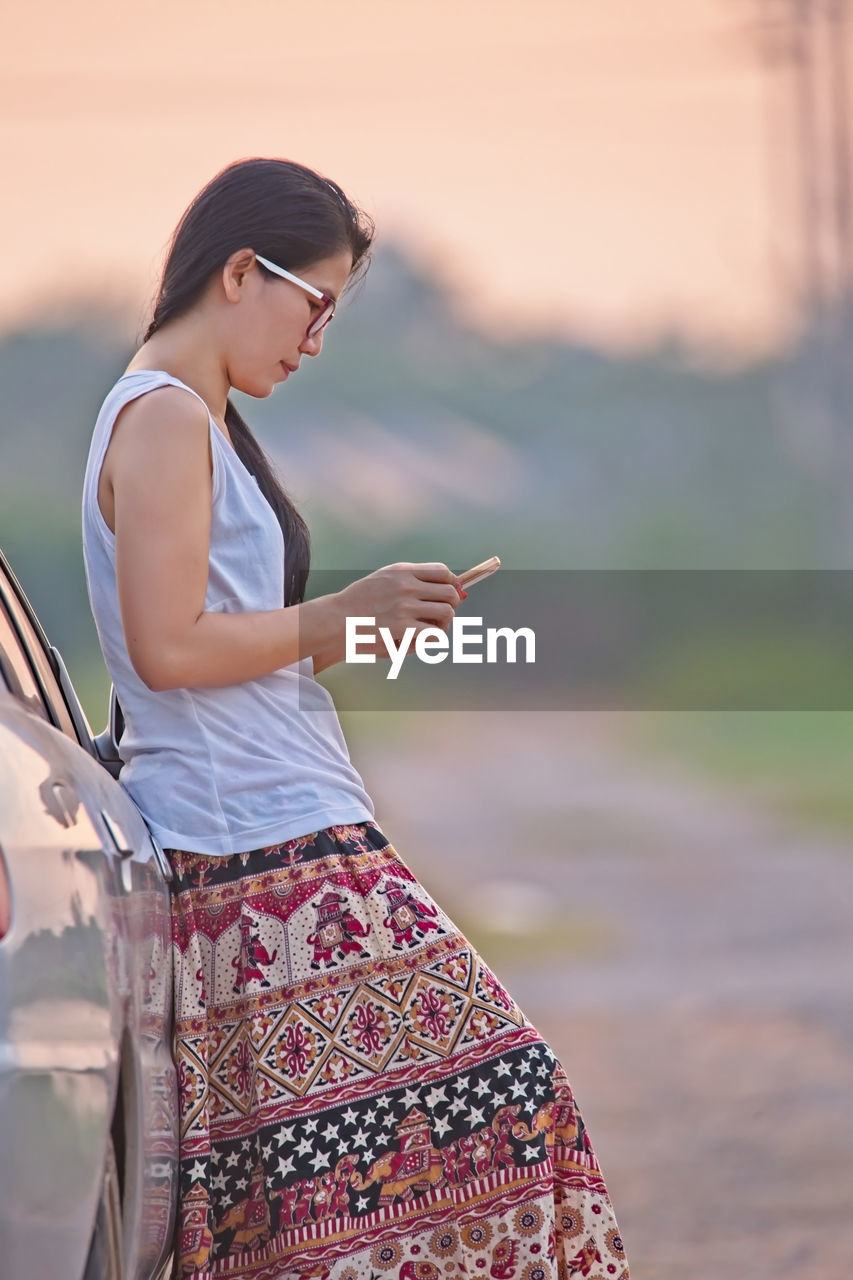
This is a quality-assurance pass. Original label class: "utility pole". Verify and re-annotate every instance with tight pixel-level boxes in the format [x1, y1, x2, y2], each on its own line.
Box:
[750, 0, 851, 316]
[793, 0, 826, 323]
[826, 0, 852, 293]
[749, 0, 853, 556]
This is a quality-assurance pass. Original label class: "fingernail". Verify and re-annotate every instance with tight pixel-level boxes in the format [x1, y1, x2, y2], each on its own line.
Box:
[460, 589, 468, 600]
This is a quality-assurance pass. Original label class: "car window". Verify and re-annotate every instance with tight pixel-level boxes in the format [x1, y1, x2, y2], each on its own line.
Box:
[0, 597, 51, 723]
[6, 595, 77, 737]
[0, 581, 78, 740]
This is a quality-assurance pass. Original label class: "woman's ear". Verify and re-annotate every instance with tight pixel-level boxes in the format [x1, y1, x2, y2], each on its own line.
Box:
[222, 249, 258, 303]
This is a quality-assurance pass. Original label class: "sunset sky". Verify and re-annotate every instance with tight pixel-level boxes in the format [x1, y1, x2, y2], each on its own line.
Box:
[0, 0, 834, 353]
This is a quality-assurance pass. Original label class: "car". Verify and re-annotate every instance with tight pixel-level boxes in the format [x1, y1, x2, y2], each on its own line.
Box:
[0, 545, 178, 1280]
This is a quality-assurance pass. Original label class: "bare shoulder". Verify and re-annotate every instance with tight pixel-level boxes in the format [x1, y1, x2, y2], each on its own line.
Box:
[111, 385, 209, 454]
[97, 386, 212, 534]
[106, 385, 211, 481]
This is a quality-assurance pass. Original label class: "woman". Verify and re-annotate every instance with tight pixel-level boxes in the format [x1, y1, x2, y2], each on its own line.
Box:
[82, 157, 629, 1280]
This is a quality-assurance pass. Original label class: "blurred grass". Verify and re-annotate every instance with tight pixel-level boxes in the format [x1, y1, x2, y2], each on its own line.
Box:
[452, 911, 619, 972]
[620, 711, 853, 839]
[637, 629, 853, 710]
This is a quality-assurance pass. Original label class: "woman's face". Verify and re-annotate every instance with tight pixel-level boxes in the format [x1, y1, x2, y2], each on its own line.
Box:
[224, 246, 354, 398]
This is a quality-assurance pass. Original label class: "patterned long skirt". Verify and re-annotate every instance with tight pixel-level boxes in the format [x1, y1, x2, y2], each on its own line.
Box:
[166, 821, 629, 1280]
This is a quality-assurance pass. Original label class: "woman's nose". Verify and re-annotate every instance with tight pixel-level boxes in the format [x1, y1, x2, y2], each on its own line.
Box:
[299, 330, 324, 358]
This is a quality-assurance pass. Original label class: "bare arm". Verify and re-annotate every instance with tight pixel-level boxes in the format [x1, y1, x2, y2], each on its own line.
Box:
[109, 387, 460, 691]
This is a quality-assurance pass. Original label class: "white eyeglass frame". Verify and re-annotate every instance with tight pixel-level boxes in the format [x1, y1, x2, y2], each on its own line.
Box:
[254, 253, 335, 337]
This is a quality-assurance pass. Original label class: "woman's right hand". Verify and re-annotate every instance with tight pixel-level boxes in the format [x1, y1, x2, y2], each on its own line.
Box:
[335, 563, 465, 643]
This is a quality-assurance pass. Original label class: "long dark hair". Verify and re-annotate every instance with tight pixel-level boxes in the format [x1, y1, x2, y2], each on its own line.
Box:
[143, 157, 374, 605]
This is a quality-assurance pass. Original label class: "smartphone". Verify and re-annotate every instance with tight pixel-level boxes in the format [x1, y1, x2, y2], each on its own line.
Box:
[457, 556, 501, 589]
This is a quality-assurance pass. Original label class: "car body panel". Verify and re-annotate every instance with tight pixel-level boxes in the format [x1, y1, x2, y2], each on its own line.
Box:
[0, 550, 178, 1280]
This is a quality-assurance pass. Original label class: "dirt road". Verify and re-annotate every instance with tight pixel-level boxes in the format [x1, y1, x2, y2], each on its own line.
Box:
[353, 711, 853, 1280]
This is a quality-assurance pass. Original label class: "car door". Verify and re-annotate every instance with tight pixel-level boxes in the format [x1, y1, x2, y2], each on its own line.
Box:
[0, 553, 177, 1280]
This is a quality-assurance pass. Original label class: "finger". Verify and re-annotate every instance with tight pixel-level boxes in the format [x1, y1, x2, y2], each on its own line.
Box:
[411, 582, 462, 605]
[410, 563, 456, 583]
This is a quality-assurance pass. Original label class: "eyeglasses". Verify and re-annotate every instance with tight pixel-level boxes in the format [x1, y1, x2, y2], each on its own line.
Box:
[254, 253, 336, 338]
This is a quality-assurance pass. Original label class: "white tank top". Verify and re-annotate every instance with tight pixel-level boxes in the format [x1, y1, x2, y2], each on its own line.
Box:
[81, 369, 374, 856]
